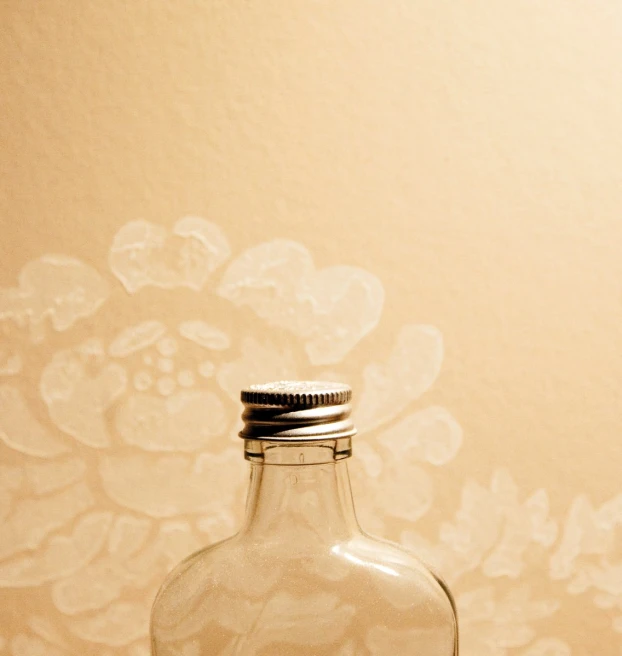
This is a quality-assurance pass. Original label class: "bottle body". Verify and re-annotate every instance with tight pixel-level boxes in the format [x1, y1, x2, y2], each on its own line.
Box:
[151, 382, 458, 655]
[151, 455, 457, 655]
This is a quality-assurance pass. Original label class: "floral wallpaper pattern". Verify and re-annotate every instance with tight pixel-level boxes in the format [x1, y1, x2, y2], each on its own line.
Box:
[0, 217, 618, 654]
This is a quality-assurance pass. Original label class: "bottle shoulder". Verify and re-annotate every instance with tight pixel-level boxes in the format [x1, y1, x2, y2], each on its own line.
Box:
[151, 534, 457, 655]
[154, 531, 452, 600]
[335, 532, 457, 616]
[151, 535, 238, 626]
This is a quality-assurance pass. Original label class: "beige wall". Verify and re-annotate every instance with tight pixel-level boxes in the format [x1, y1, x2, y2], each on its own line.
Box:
[2, 2, 622, 654]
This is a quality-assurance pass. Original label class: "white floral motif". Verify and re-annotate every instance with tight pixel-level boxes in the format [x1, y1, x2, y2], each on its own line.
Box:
[0, 385, 70, 457]
[0, 216, 602, 654]
[0, 513, 112, 587]
[217, 336, 298, 404]
[455, 586, 563, 656]
[550, 493, 622, 633]
[99, 451, 244, 518]
[0, 219, 242, 654]
[108, 321, 168, 358]
[404, 470, 558, 583]
[0, 256, 109, 343]
[109, 218, 230, 293]
[347, 326, 461, 534]
[40, 341, 127, 448]
[218, 239, 385, 365]
[401, 470, 566, 655]
[115, 390, 227, 452]
[178, 321, 230, 351]
[355, 324, 444, 432]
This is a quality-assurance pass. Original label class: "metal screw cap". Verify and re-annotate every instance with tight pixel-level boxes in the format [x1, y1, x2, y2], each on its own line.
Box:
[239, 381, 356, 442]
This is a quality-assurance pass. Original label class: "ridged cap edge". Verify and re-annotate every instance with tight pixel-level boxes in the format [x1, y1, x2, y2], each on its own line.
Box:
[241, 381, 352, 407]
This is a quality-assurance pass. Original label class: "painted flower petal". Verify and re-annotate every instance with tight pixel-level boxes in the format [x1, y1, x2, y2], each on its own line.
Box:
[217, 336, 297, 402]
[178, 321, 230, 351]
[0, 385, 70, 458]
[403, 471, 558, 585]
[100, 451, 244, 517]
[0, 255, 109, 343]
[376, 462, 434, 522]
[52, 520, 199, 617]
[40, 346, 127, 448]
[549, 494, 615, 582]
[25, 458, 86, 495]
[107, 515, 152, 559]
[355, 325, 443, 432]
[218, 239, 384, 365]
[109, 218, 230, 294]
[0, 481, 94, 561]
[108, 321, 168, 358]
[457, 585, 560, 655]
[67, 601, 149, 647]
[115, 390, 226, 452]
[377, 406, 463, 466]
[0, 512, 111, 587]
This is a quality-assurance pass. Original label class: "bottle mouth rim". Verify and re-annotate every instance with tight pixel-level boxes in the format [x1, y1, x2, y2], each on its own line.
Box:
[243, 438, 353, 463]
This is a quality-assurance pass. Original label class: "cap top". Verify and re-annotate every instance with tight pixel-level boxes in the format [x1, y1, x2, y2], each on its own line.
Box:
[241, 380, 351, 407]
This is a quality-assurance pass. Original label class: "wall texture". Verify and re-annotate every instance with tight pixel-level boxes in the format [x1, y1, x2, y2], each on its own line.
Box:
[2, 2, 622, 654]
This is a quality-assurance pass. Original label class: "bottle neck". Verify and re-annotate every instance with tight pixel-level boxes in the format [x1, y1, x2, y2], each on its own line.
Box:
[239, 441, 361, 544]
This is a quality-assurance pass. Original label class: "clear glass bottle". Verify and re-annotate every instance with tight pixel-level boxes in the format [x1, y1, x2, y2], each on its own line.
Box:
[151, 381, 458, 655]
